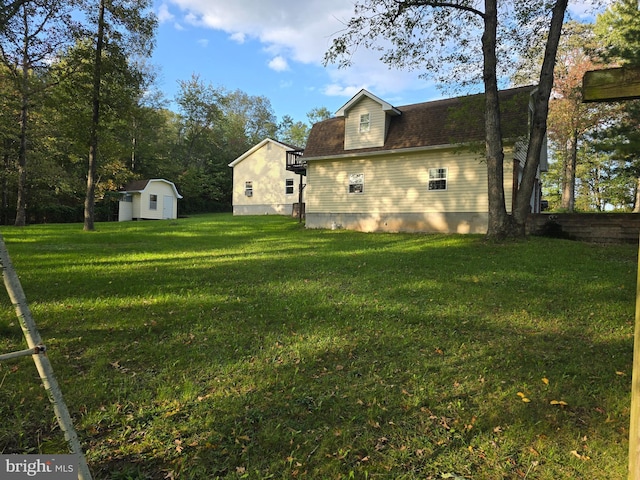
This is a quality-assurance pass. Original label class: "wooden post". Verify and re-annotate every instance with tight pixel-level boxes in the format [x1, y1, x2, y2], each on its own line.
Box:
[583, 66, 640, 103]
[581, 66, 640, 478]
[632, 248, 640, 479]
[0, 234, 93, 480]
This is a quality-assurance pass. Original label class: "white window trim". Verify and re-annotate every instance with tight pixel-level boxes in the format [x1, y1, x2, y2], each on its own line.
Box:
[245, 181, 253, 197]
[149, 194, 158, 210]
[359, 113, 370, 133]
[349, 173, 364, 194]
[285, 178, 295, 195]
[428, 167, 448, 191]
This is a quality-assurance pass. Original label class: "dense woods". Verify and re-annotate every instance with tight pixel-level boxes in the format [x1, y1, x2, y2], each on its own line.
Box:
[0, 1, 324, 226]
[0, 0, 636, 226]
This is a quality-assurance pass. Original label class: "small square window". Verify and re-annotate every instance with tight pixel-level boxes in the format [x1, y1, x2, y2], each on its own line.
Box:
[349, 173, 364, 194]
[285, 178, 294, 195]
[428, 168, 447, 191]
[359, 113, 370, 133]
[245, 181, 253, 197]
[149, 194, 158, 210]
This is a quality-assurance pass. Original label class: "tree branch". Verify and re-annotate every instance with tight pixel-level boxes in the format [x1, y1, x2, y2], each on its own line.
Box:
[393, 0, 485, 19]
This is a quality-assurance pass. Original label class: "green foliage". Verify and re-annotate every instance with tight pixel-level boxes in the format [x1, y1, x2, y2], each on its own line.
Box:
[594, 0, 640, 66]
[0, 215, 633, 478]
[590, 1, 640, 210]
[324, 1, 552, 90]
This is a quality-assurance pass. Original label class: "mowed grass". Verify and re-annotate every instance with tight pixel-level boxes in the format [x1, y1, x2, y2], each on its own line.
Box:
[0, 213, 636, 479]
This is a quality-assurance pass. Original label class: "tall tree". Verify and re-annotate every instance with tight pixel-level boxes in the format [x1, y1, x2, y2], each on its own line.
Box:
[325, 0, 571, 239]
[0, 64, 19, 224]
[594, 0, 640, 66]
[545, 22, 614, 211]
[277, 107, 331, 147]
[277, 115, 309, 147]
[593, 0, 640, 211]
[0, 0, 79, 225]
[42, 37, 151, 223]
[0, 0, 28, 33]
[81, 0, 156, 231]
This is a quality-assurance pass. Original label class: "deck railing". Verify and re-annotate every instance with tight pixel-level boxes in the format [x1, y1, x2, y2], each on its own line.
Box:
[286, 149, 306, 174]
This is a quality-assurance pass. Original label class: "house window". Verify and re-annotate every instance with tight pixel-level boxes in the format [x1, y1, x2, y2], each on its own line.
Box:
[121, 194, 132, 202]
[349, 173, 364, 194]
[285, 178, 294, 195]
[245, 181, 253, 197]
[359, 113, 370, 133]
[149, 194, 158, 210]
[428, 168, 448, 191]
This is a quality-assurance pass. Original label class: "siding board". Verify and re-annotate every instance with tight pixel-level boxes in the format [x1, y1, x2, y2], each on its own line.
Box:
[345, 97, 386, 150]
[306, 147, 516, 233]
[231, 140, 298, 215]
[307, 149, 490, 214]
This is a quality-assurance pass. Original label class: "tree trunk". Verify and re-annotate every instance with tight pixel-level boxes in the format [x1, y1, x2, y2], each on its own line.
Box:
[2, 146, 10, 225]
[482, 0, 509, 239]
[560, 130, 578, 211]
[14, 7, 29, 227]
[14, 85, 27, 226]
[84, 0, 105, 231]
[634, 177, 640, 213]
[511, 0, 569, 236]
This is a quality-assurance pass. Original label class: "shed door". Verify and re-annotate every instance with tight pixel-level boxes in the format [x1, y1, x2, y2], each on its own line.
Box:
[118, 196, 133, 221]
[162, 195, 173, 219]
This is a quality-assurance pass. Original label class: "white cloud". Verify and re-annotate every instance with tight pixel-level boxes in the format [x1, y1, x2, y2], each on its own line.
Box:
[197, 38, 209, 48]
[229, 32, 246, 44]
[167, 0, 351, 62]
[157, 3, 175, 24]
[163, 0, 428, 101]
[162, 0, 610, 104]
[322, 84, 365, 98]
[268, 56, 289, 72]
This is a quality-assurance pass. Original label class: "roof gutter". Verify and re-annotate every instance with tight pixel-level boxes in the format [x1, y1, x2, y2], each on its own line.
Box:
[304, 138, 521, 162]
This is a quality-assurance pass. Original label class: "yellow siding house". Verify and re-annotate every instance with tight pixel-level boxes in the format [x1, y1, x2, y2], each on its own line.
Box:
[302, 88, 547, 234]
[229, 138, 304, 216]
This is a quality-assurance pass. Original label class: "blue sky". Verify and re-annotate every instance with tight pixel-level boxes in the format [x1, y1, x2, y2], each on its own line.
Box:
[150, 0, 610, 124]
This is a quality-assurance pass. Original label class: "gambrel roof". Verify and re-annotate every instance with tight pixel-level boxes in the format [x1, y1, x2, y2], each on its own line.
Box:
[303, 86, 535, 159]
[121, 179, 183, 198]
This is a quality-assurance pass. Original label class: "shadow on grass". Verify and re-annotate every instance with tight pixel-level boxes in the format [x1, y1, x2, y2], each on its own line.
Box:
[0, 216, 634, 478]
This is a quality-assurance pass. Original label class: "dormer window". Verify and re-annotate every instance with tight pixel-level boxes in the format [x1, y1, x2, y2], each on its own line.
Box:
[359, 113, 370, 133]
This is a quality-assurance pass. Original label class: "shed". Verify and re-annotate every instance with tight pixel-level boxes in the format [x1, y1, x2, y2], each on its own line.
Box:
[118, 179, 183, 221]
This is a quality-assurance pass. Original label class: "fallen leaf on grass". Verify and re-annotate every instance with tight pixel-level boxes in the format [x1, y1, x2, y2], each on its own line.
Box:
[375, 437, 388, 451]
[616, 371, 626, 376]
[517, 392, 530, 403]
[550, 400, 568, 406]
[542, 377, 549, 385]
[571, 450, 591, 461]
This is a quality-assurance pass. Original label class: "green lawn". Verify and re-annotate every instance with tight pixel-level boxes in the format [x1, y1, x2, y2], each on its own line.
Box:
[0, 214, 636, 479]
